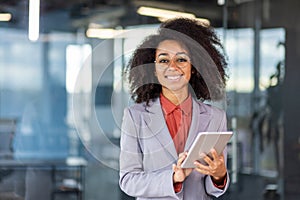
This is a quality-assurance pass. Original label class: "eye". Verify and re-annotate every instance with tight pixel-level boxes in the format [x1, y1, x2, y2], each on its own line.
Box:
[158, 58, 170, 64]
[177, 58, 188, 63]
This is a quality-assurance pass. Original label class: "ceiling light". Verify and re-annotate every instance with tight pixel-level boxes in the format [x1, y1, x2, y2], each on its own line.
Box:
[0, 13, 12, 21]
[158, 17, 210, 26]
[86, 28, 127, 39]
[28, 0, 40, 41]
[218, 0, 226, 5]
[137, 6, 210, 26]
[194, 18, 210, 26]
[137, 6, 195, 19]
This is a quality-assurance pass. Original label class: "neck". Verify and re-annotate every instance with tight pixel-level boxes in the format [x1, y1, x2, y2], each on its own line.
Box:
[162, 88, 189, 105]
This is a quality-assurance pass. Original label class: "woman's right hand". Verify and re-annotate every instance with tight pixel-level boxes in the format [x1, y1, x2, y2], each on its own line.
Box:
[172, 152, 193, 183]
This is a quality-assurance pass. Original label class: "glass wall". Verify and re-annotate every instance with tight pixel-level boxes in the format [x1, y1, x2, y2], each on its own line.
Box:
[0, 29, 89, 199]
[0, 30, 75, 159]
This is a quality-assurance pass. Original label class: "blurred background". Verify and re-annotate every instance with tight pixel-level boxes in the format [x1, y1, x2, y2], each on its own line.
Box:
[0, 0, 299, 199]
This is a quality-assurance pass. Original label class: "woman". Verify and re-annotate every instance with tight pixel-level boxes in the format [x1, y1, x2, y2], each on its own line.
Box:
[119, 18, 229, 200]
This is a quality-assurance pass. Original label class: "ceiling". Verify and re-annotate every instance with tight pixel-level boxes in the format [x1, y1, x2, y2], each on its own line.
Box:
[0, 0, 266, 33]
[0, 0, 226, 32]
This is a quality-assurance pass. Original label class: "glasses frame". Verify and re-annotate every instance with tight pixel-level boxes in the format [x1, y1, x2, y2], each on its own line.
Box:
[154, 53, 191, 70]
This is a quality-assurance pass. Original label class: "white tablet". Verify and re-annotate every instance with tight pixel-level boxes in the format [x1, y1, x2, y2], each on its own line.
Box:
[181, 131, 233, 168]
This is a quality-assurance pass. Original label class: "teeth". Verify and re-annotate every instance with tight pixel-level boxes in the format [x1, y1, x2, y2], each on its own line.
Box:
[165, 75, 181, 80]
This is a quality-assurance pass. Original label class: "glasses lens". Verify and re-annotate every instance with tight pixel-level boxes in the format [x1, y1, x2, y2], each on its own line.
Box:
[155, 54, 190, 69]
[175, 54, 189, 68]
[156, 55, 170, 68]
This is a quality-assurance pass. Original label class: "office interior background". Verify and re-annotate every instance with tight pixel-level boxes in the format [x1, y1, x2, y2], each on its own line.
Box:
[0, 0, 299, 199]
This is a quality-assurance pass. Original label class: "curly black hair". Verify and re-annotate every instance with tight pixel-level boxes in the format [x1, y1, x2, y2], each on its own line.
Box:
[125, 18, 228, 105]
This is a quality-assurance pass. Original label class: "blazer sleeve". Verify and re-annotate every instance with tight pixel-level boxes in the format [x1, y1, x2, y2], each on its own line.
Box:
[204, 108, 231, 197]
[119, 107, 181, 199]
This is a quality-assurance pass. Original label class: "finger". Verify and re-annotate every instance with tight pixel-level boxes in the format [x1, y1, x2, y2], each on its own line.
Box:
[210, 149, 219, 160]
[219, 153, 224, 160]
[178, 152, 187, 158]
[177, 153, 187, 165]
[203, 155, 214, 166]
[178, 156, 185, 164]
[198, 152, 213, 166]
[193, 165, 210, 175]
[173, 164, 178, 172]
[178, 153, 184, 158]
[194, 161, 210, 171]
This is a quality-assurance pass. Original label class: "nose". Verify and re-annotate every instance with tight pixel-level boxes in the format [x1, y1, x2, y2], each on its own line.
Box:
[167, 58, 180, 71]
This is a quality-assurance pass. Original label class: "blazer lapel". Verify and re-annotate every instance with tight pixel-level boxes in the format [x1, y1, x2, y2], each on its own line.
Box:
[141, 98, 215, 159]
[184, 99, 212, 151]
[143, 99, 178, 160]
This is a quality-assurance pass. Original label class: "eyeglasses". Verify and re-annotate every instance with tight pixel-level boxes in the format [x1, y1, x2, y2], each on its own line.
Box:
[154, 53, 191, 70]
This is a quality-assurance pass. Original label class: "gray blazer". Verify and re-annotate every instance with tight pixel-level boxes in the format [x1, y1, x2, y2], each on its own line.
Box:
[119, 98, 230, 200]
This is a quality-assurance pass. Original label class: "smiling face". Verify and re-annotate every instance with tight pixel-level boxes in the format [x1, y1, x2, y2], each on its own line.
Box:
[155, 40, 192, 102]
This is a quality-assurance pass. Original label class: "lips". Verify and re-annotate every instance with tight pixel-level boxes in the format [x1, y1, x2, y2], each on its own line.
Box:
[164, 74, 183, 80]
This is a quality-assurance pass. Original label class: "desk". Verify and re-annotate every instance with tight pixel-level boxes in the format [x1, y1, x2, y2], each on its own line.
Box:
[0, 157, 87, 200]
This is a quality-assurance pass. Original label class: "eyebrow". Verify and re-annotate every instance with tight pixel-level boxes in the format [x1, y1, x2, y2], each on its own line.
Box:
[157, 52, 189, 57]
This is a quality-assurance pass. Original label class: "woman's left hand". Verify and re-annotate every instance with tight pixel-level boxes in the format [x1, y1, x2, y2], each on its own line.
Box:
[193, 148, 227, 182]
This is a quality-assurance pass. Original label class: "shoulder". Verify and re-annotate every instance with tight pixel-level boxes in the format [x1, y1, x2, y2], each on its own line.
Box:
[194, 99, 225, 116]
[124, 98, 159, 115]
[126, 102, 149, 114]
[194, 100, 227, 131]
